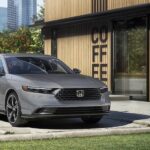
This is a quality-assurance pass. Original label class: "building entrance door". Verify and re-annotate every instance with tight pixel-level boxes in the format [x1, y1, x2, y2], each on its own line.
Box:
[113, 17, 147, 100]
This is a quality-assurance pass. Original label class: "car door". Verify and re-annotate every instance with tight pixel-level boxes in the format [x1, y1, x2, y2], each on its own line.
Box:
[0, 58, 6, 111]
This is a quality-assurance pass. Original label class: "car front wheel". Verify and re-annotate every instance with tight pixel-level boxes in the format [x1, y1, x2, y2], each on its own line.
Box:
[6, 92, 27, 127]
[81, 116, 102, 124]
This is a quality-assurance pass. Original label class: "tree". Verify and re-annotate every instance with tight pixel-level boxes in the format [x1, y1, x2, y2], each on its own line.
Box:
[33, 5, 45, 22]
[37, 5, 44, 20]
[30, 27, 44, 53]
[0, 27, 44, 54]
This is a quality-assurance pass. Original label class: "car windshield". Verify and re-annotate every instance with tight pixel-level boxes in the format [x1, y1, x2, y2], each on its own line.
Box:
[5, 56, 73, 75]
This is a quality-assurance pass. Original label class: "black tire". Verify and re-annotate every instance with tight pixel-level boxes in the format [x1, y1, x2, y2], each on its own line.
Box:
[6, 92, 28, 127]
[81, 116, 102, 124]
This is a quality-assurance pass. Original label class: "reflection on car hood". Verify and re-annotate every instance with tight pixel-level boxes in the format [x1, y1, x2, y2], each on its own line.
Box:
[12, 74, 106, 88]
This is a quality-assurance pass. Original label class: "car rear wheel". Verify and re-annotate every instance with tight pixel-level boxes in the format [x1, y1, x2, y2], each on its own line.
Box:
[81, 116, 102, 124]
[6, 92, 27, 127]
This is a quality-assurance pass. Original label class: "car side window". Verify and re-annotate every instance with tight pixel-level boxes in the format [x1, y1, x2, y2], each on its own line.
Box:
[0, 59, 4, 74]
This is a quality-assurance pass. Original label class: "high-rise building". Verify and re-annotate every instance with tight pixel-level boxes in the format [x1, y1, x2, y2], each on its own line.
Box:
[7, 0, 37, 30]
[0, 7, 7, 31]
[7, 0, 17, 30]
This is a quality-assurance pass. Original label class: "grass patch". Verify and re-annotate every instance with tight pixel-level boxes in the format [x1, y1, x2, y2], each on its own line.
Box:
[0, 133, 150, 150]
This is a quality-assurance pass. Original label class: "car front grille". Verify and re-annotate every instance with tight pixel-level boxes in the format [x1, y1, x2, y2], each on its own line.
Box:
[55, 88, 101, 101]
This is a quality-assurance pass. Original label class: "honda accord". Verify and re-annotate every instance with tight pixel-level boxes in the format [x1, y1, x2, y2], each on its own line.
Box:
[0, 54, 110, 126]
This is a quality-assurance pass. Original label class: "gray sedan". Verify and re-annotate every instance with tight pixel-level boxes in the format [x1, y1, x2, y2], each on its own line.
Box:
[0, 54, 110, 127]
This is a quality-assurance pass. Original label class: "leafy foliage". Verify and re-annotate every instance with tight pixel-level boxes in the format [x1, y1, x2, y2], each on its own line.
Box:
[114, 18, 147, 76]
[0, 27, 44, 54]
[127, 28, 147, 74]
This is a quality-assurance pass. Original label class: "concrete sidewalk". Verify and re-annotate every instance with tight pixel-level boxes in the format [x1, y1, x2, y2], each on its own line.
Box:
[110, 100, 150, 126]
[0, 100, 150, 141]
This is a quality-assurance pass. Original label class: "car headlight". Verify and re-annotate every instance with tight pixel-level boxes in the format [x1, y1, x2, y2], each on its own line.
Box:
[100, 87, 108, 93]
[22, 86, 56, 94]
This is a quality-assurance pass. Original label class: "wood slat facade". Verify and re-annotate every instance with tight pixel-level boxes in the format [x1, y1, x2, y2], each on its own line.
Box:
[108, 0, 150, 10]
[45, 0, 92, 22]
[44, 0, 150, 100]
[92, 0, 108, 13]
[54, 22, 112, 88]
[45, 0, 150, 21]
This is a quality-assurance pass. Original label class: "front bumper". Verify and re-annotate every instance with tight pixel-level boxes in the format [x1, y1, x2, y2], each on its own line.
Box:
[19, 89, 110, 119]
[22, 105, 110, 119]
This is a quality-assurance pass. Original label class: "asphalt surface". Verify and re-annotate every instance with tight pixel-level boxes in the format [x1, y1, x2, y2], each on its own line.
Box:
[0, 100, 150, 141]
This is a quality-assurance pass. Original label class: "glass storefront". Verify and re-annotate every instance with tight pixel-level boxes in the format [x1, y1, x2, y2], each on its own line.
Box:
[113, 17, 147, 100]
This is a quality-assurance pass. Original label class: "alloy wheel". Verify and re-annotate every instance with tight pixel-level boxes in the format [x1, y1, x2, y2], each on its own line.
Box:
[6, 95, 19, 124]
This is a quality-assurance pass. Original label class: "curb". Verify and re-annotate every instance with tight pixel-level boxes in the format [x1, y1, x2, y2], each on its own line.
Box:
[0, 127, 150, 141]
[133, 120, 150, 127]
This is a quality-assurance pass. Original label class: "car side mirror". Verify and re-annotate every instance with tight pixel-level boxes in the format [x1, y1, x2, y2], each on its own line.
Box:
[73, 68, 81, 74]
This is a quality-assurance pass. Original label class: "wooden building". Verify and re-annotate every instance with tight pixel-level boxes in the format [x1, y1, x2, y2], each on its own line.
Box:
[43, 0, 150, 101]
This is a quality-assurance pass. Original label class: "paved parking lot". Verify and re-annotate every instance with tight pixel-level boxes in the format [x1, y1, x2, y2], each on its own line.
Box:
[0, 100, 150, 141]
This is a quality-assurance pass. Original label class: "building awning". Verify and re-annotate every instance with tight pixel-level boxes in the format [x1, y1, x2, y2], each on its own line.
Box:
[42, 4, 150, 37]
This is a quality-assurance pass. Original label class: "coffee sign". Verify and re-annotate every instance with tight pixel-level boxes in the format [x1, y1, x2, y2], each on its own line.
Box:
[91, 25, 108, 82]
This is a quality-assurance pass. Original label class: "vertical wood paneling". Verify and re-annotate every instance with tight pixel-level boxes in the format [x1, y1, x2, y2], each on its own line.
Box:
[107, 23, 112, 90]
[56, 22, 111, 89]
[45, 0, 150, 22]
[44, 39, 51, 55]
[92, 0, 108, 13]
[108, 0, 150, 10]
[45, 0, 92, 21]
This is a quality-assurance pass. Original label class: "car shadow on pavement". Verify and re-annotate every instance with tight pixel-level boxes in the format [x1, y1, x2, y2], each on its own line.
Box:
[107, 111, 150, 123]
[0, 111, 150, 129]
[0, 114, 7, 122]
[27, 111, 150, 129]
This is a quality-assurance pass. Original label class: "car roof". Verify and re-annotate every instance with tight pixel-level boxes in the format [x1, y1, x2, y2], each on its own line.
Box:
[0, 53, 56, 59]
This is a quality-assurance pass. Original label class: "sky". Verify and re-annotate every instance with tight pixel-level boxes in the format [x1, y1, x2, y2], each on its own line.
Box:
[0, 0, 44, 11]
[0, 0, 7, 7]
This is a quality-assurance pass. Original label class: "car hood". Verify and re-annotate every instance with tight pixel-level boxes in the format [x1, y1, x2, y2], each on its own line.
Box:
[11, 74, 106, 88]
